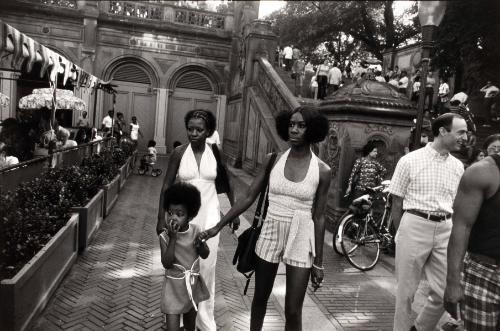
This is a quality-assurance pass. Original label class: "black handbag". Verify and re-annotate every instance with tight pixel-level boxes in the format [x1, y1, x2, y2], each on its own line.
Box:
[232, 152, 277, 295]
[212, 144, 230, 194]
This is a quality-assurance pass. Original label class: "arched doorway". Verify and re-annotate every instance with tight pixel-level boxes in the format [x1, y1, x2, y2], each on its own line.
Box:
[103, 60, 157, 151]
[167, 70, 218, 151]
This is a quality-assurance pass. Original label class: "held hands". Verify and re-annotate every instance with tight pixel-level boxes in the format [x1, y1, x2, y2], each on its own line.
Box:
[229, 217, 241, 232]
[311, 263, 324, 292]
[197, 225, 221, 242]
[443, 282, 464, 320]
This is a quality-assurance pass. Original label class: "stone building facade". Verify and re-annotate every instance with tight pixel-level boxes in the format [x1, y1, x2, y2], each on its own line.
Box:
[0, 0, 246, 152]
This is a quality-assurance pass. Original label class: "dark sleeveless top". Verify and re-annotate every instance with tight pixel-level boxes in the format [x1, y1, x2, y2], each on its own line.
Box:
[468, 154, 500, 260]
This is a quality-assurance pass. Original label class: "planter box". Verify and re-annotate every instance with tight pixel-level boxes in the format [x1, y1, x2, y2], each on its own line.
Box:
[128, 151, 137, 177]
[0, 214, 79, 331]
[127, 154, 134, 178]
[103, 174, 120, 217]
[71, 189, 104, 252]
[119, 162, 128, 190]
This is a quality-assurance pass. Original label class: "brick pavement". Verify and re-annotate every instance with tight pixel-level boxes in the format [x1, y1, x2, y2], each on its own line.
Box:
[32, 156, 286, 331]
[31, 155, 417, 331]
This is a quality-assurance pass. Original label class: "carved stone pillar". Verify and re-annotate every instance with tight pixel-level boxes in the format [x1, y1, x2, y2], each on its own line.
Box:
[154, 88, 169, 154]
[227, 19, 277, 166]
[215, 94, 227, 145]
[318, 80, 416, 230]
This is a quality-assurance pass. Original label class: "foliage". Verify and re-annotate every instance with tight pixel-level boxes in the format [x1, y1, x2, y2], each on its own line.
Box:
[0, 148, 129, 280]
[0, 176, 70, 280]
[433, 0, 500, 93]
[270, 1, 419, 62]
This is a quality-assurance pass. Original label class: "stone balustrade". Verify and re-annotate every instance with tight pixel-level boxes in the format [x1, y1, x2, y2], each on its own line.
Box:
[102, 1, 231, 30]
[256, 56, 300, 115]
[16, 0, 233, 31]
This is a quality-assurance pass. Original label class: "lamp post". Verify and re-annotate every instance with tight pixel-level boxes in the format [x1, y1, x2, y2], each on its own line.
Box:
[413, 1, 447, 149]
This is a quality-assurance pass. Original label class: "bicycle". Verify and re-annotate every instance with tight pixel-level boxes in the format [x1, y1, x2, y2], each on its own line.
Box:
[137, 154, 163, 177]
[334, 180, 394, 271]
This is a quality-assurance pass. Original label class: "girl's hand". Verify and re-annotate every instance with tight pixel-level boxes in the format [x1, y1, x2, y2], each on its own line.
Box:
[194, 238, 210, 259]
[198, 225, 221, 242]
[229, 217, 240, 232]
[311, 264, 324, 291]
[167, 219, 179, 238]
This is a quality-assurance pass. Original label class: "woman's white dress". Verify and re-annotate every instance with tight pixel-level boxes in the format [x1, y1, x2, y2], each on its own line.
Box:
[177, 143, 220, 331]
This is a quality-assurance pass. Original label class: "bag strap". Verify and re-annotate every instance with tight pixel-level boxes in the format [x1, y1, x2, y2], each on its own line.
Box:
[252, 152, 277, 228]
[211, 143, 222, 166]
[243, 271, 254, 295]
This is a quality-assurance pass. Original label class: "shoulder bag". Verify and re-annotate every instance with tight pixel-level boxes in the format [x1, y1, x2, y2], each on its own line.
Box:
[232, 152, 277, 295]
[211, 144, 230, 194]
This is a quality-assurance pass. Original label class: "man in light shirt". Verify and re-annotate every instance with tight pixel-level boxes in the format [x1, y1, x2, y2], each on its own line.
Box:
[327, 62, 342, 94]
[450, 91, 468, 105]
[390, 113, 468, 331]
[398, 71, 409, 96]
[283, 45, 293, 71]
[101, 110, 114, 136]
[374, 71, 386, 83]
[425, 71, 436, 112]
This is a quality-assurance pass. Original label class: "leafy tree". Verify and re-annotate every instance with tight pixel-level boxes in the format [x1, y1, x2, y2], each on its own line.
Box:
[269, 1, 419, 63]
[433, 0, 500, 94]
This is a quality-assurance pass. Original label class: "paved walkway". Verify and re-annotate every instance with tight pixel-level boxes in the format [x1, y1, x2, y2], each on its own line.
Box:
[31, 155, 426, 331]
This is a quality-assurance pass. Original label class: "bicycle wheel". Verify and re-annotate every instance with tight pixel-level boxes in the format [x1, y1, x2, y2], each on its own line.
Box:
[333, 212, 354, 255]
[341, 217, 380, 271]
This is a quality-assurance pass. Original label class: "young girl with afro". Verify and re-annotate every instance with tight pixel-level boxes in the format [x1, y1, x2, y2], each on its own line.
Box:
[159, 182, 210, 331]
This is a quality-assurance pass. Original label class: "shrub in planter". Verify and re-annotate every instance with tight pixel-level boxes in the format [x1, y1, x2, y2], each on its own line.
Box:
[81, 149, 119, 186]
[112, 147, 128, 168]
[0, 176, 71, 280]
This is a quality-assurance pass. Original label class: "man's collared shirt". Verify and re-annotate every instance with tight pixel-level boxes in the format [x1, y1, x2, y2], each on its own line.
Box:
[102, 115, 113, 128]
[327, 67, 342, 85]
[389, 143, 464, 214]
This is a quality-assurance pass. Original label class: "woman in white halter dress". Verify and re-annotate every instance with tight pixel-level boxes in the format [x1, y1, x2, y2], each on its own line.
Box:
[158, 110, 238, 331]
[199, 107, 332, 331]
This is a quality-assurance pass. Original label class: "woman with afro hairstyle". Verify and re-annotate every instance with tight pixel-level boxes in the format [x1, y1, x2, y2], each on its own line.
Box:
[199, 106, 332, 331]
[157, 109, 239, 331]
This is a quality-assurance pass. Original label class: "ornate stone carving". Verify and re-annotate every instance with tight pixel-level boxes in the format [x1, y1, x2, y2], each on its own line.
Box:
[365, 123, 394, 135]
[323, 122, 341, 175]
[238, 36, 246, 80]
[256, 61, 292, 115]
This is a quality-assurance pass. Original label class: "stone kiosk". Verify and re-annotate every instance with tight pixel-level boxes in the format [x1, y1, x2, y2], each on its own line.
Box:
[317, 80, 416, 229]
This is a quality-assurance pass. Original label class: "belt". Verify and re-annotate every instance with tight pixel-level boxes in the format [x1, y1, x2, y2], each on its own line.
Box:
[406, 210, 451, 222]
[469, 252, 500, 266]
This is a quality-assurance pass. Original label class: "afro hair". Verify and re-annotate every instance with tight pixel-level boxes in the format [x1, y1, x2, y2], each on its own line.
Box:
[275, 106, 329, 143]
[163, 182, 201, 219]
[184, 109, 216, 136]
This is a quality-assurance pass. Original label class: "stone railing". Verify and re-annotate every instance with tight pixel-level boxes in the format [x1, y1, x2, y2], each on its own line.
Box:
[18, 0, 77, 9]
[255, 56, 300, 116]
[102, 1, 230, 30]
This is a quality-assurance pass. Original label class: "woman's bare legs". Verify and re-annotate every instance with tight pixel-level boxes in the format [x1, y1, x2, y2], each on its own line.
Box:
[250, 256, 279, 331]
[165, 314, 181, 331]
[284, 264, 311, 331]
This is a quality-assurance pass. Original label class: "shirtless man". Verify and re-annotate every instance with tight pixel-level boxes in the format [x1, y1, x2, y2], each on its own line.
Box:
[444, 133, 500, 330]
